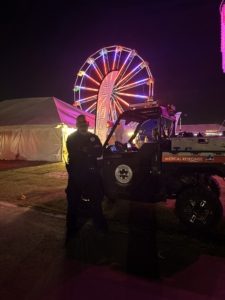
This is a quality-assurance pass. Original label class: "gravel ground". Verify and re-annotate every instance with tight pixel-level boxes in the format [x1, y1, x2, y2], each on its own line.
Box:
[1, 162, 225, 300]
[1, 201, 225, 300]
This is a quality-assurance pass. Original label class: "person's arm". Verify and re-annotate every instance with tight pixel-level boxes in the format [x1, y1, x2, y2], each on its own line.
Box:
[87, 135, 102, 158]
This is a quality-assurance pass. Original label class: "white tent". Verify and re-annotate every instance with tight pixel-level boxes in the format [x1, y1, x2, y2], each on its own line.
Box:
[0, 97, 95, 162]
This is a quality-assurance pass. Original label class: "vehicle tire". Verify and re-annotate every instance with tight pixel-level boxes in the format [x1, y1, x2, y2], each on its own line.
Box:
[175, 186, 223, 231]
[206, 176, 220, 198]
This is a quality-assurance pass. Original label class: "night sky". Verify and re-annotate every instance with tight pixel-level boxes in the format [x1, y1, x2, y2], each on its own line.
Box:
[1, 0, 225, 124]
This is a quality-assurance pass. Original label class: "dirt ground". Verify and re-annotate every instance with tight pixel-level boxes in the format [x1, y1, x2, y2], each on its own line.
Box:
[1, 160, 225, 300]
[0, 160, 52, 171]
[1, 201, 225, 300]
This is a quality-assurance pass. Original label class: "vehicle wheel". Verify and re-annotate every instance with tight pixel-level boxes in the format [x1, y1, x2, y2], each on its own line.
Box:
[206, 176, 220, 198]
[175, 186, 223, 231]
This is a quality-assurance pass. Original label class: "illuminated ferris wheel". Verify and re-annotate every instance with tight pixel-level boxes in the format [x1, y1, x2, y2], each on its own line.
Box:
[73, 45, 154, 123]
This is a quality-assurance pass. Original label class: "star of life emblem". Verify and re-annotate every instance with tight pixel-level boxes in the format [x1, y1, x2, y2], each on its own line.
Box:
[115, 164, 133, 184]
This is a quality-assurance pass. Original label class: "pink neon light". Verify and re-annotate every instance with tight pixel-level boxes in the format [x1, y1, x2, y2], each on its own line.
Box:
[93, 63, 103, 80]
[114, 98, 123, 114]
[116, 95, 130, 107]
[117, 92, 149, 99]
[116, 52, 135, 84]
[102, 52, 108, 75]
[79, 86, 98, 92]
[78, 94, 97, 103]
[221, 2, 225, 73]
[112, 50, 117, 70]
[85, 102, 96, 112]
[116, 78, 149, 92]
[116, 62, 142, 87]
[84, 73, 100, 86]
[115, 51, 132, 82]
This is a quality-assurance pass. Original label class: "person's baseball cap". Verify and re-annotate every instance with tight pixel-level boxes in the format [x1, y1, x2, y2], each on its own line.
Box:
[76, 114, 89, 127]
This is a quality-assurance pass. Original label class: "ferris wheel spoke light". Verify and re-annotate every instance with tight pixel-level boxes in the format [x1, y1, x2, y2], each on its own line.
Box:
[84, 73, 100, 86]
[88, 106, 97, 113]
[117, 64, 145, 88]
[85, 101, 97, 112]
[112, 100, 117, 121]
[78, 94, 98, 103]
[102, 50, 108, 75]
[116, 50, 122, 70]
[115, 51, 133, 83]
[114, 98, 124, 114]
[100, 47, 110, 75]
[117, 92, 149, 99]
[115, 78, 149, 92]
[110, 99, 118, 123]
[105, 50, 110, 73]
[114, 46, 123, 70]
[93, 62, 104, 80]
[115, 62, 143, 87]
[119, 51, 136, 79]
[116, 95, 130, 107]
[110, 100, 115, 122]
[112, 49, 120, 70]
[78, 86, 99, 92]
[116, 51, 136, 85]
[114, 97, 124, 113]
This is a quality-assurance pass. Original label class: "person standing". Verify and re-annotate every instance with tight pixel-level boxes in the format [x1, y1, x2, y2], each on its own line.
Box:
[65, 114, 107, 244]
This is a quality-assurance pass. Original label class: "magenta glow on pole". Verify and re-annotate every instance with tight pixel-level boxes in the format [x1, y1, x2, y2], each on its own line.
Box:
[221, 1, 225, 73]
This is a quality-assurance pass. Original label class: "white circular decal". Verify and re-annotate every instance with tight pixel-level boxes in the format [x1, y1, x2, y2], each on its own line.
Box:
[115, 164, 133, 184]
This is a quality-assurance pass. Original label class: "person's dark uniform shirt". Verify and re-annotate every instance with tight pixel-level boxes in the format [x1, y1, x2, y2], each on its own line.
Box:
[66, 131, 102, 174]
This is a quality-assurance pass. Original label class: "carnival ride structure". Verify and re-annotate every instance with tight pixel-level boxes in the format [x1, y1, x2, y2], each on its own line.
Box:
[73, 45, 154, 119]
